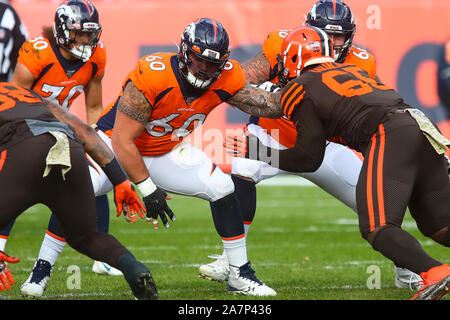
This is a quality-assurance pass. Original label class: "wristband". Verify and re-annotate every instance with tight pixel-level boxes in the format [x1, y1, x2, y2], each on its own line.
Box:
[102, 157, 128, 186]
[136, 176, 157, 197]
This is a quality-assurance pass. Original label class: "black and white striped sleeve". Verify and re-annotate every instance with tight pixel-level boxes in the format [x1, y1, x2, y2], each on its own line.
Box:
[0, 1, 27, 82]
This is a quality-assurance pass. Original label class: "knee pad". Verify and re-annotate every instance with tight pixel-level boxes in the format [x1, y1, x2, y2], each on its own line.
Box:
[207, 167, 235, 202]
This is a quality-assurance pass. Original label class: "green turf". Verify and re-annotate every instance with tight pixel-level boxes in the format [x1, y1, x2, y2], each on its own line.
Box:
[2, 184, 448, 300]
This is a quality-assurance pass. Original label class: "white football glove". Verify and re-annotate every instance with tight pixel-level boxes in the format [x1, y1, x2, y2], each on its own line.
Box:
[252, 81, 282, 93]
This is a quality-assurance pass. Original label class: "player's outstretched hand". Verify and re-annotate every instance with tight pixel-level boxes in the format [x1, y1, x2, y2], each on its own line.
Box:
[224, 130, 269, 161]
[142, 187, 176, 229]
[0, 250, 19, 291]
[114, 179, 146, 221]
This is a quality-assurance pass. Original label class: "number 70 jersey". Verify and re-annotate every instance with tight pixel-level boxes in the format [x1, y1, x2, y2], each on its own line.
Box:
[97, 52, 245, 157]
[17, 36, 106, 110]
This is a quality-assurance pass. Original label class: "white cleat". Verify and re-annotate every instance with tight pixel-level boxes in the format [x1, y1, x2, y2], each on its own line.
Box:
[199, 254, 230, 282]
[21, 259, 52, 298]
[92, 260, 123, 276]
[227, 261, 276, 297]
[394, 266, 423, 291]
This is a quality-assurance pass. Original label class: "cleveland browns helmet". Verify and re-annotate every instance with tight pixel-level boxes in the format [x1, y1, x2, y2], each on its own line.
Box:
[306, 0, 355, 63]
[277, 26, 334, 84]
[53, 0, 102, 62]
[177, 18, 230, 90]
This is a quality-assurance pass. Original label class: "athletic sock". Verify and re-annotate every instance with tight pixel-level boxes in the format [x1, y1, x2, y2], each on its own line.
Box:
[372, 225, 442, 274]
[37, 232, 66, 266]
[222, 236, 247, 267]
[0, 237, 7, 252]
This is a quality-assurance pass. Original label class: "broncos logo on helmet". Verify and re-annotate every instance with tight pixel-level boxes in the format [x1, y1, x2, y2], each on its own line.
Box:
[53, 0, 102, 62]
[306, 0, 356, 63]
[177, 18, 230, 90]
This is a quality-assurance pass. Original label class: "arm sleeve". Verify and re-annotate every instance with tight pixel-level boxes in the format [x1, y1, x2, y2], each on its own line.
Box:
[269, 98, 327, 173]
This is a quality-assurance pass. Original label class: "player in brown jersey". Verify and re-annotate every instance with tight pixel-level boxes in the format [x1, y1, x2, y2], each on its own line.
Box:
[228, 26, 450, 300]
[0, 82, 156, 300]
[0, 0, 120, 298]
[199, 0, 421, 290]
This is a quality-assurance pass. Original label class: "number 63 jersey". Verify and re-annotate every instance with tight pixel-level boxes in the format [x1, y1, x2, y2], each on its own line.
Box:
[281, 62, 405, 152]
[97, 52, 245, 157]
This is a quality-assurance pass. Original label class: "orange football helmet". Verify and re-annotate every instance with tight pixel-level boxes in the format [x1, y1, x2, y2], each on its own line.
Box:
[277, 26, 334, 84]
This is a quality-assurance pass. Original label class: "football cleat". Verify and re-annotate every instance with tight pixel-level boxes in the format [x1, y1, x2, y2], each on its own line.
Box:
[394, 266, 423, 291]
[411, 264, 450, 300]
[198, 254, 229, 282]
[92, 260, 123, 276]
[227, 261, 276, 297]
[20, 259, 52, 298]
[133, 272, 158, 300]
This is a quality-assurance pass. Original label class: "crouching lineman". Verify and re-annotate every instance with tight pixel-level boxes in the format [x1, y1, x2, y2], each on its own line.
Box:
[226, 26, 450, 300]
[199, 0, 421, 291]
[0, 82, 157, 300]
[92, 18, 282, 296]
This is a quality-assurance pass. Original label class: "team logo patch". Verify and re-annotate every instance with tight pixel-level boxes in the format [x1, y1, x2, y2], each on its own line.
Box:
[310, 41, 321, 52]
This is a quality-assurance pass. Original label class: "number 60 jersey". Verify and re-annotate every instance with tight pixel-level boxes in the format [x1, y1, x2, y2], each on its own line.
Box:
[97, 53, 245, 156]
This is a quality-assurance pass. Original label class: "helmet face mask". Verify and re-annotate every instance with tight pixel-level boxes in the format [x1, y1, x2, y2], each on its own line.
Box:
[277, 26, 334, 85]
[306, 0, 355, 62]
[178, 18, 230, 90]
[53, 0, 102, 62]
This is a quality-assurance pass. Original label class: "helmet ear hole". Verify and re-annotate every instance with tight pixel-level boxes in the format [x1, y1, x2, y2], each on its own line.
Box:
[292, 55, 297, 63]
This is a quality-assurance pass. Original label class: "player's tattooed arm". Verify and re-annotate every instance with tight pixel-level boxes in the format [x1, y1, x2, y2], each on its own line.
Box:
[241, 51, 272, 84]
[45, 100, 114, 166]
[227, 83, 282, 119]
[117, 81, 152, 125]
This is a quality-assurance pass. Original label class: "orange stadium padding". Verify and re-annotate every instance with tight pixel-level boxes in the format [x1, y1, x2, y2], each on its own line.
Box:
[12, 0, 450, 163]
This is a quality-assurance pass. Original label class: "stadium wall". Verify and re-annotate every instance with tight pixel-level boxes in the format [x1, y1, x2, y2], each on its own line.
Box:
[13, 0, 450, 164]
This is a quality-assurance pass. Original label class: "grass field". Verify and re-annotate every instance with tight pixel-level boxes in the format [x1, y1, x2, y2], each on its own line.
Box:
[1, 180, 449, 301]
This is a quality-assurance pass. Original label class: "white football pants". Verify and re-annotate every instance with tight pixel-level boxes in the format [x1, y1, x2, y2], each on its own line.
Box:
[88, 130, 235, 202]
[231, 124, 362, 212]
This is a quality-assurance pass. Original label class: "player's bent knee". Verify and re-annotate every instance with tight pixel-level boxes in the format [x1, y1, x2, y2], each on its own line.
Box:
[431, 226, 450, 247]
[207, 168, 235, 202]
[231, 157, 265, 183]
[362, 225, 393, 246]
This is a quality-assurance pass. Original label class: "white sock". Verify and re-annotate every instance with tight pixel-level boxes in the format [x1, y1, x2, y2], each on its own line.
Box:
[222, 236, 247, 267]
[244, 223, 251, 236]
[221, 225, 251, 259]
[0, 237, 7, 252]
[37, 233, 66, 266]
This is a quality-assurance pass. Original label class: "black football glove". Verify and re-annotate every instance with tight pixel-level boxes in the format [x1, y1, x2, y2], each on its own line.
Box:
[142, 187, 176, 229]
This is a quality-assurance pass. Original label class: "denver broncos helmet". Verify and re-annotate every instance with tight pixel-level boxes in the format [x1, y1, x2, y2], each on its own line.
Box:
[53, 0, 102, 62]
[306, 0, 355, 63]
[178, 18, 230, 90]
[278, 26, 334, 84]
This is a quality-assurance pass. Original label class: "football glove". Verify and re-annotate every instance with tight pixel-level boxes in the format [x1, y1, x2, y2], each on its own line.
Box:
[142, 187, 176, 229]
[114, 179, 146, 222]
[224, 130, 271, 161]
[253, 81, 283, 93]
[0, 250, 19, 291]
